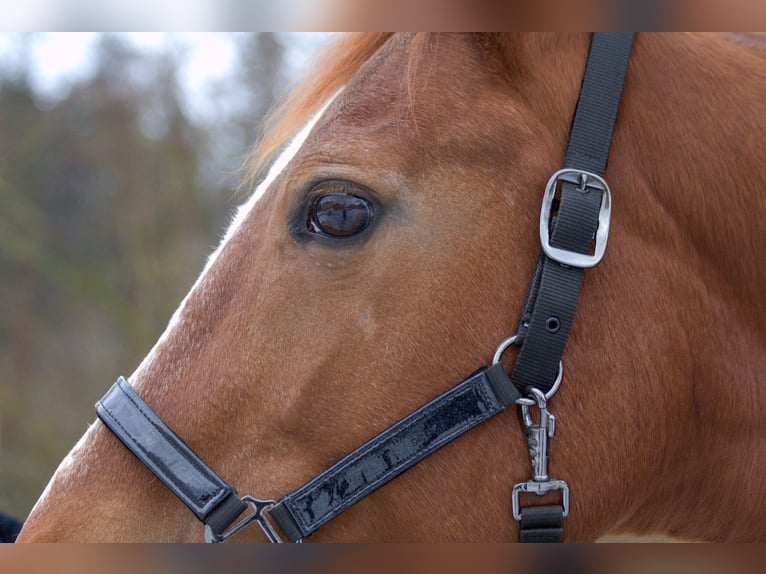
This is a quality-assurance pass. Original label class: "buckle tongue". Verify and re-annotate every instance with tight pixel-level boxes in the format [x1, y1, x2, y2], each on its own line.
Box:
[539, 168, 612, 268]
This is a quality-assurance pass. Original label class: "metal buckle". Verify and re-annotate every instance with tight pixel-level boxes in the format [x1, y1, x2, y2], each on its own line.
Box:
[539, 168, 612, 268]
[511, 388, 570, 521]
[204, 496, 299, 543]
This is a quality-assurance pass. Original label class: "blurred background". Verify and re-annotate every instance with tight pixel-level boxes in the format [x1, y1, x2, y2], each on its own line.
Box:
[0, 32, 332, 520]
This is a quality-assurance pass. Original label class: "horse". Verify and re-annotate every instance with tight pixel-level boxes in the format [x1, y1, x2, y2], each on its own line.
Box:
[16, 33, 766, 542]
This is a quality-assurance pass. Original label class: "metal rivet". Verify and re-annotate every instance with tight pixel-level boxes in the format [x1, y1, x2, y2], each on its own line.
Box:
[545, 317, 560, 334]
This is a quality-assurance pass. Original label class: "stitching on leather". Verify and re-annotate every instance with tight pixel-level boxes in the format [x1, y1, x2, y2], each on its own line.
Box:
[99, 381, 223, 509]
[292, 379, 495, 531]
[98, 399, 218, 507]
[287, 374, 500, 532]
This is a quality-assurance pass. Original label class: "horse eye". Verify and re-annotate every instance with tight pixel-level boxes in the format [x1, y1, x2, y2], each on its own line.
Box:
[308, 193, 373, 238]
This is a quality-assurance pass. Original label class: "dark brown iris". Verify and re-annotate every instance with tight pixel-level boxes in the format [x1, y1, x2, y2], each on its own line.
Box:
[308, 193, 373, 238]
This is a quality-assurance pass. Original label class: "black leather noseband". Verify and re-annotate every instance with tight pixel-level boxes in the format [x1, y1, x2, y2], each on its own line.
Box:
[96, 33, 633, 543]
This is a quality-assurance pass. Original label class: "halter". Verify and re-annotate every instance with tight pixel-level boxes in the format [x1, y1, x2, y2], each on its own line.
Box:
[95, 33, 633, 543]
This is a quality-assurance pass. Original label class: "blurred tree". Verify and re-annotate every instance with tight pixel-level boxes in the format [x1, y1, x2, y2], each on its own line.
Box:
[0, 32, 290, 518]
[242, 33, 287, 128]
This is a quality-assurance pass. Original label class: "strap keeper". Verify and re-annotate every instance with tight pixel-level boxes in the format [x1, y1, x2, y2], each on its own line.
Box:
[268, 502, 304, 543]
[204, 492, 248, 540]
[485, 363, 521, 407]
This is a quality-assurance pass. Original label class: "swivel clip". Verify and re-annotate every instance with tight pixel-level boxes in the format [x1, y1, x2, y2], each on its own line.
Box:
[511, 388, 570, 520]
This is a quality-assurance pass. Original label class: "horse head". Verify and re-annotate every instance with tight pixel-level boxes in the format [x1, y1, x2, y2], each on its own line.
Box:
[18, 33, 766, 542]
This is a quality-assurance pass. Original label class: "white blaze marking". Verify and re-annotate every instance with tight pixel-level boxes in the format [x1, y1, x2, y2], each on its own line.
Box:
[32, 94, 339, 510]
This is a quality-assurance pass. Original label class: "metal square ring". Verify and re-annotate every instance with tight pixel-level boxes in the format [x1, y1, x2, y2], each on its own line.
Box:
[511, 479, 570, 521]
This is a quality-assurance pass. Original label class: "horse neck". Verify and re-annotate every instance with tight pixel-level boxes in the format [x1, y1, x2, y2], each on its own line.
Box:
[508, 33, 766, 540]
[621, 33, 766, 363]
[610, 33, 766, 539]
[626, 33, 766, 299]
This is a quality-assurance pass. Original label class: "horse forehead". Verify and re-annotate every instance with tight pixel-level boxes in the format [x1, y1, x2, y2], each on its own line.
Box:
[326, 35, 498, 133]
[293, 49, 511, 176]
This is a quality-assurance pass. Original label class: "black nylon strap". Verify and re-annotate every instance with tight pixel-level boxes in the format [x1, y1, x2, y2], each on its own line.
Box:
[564, 33, 634, 174]
[96, 378, 247, 536]
[519, 505, 564, 543]
[511, 33, 633, 393]
[511, 33, 633, 543]
[269, 363, 519, 541]
[513, 257, 585, 391]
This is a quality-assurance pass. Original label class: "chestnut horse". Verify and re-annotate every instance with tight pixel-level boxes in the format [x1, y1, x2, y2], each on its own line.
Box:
[18, 33, 766, 542]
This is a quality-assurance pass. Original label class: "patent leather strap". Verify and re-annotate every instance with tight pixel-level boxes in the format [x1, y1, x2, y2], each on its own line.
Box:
[97, 364, 520, 542]
[269, 364, 519, 541]
[96, 377, 248, 540]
